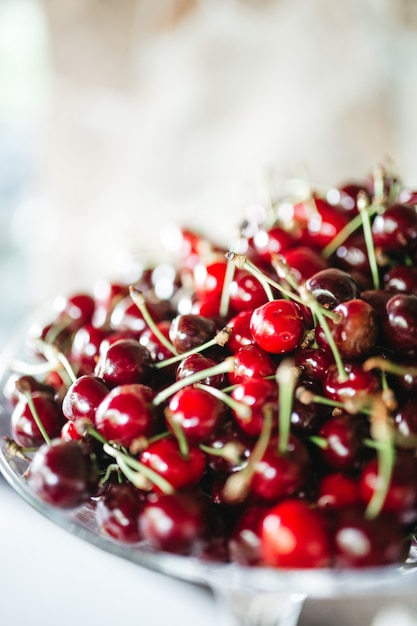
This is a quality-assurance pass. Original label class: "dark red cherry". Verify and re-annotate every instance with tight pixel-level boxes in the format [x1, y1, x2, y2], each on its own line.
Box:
[55, 293, 96, 330]
[95, 384, 155, 448]
[139, 437, 206, 492]
[95, 481, 144, 543]
[94, 338, 154, 388]
[250, 299, 305, 354]
[333, 507, 409, 567]
[28, 439, 99, 508]
[261, 498, 332, 568]
[315, 299, 379, 359]
[299, 197, 349, 249]
[250, 435, 310, 503]
[62, 375, 109, 422]
[204, 420, 253, 476]
[372, 203, 417, 254]
[228, 504, 269, 565]
[383, 265, 417, 295]
[293, 347, 333, 384]
[11, 391, 65, 448]
[323, 362, 380, 407]
[305, 268, 360, 309]
[139, 320, 174, 363]
[169, 314, 216, 354]
[165, 386, 226, 445]
[176, 353, 225, 388]
[317, 413, 368, 472]
[383, 294, 417, 353]
[139, 491, 208, 555]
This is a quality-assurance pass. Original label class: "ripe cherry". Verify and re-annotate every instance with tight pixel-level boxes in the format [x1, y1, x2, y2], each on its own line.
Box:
[95, 384, 155, 449]
[11, 391, 65, 448]
[165, 386, 226, 445]
[372, 203, 417, 254]
[305, 268, 360, 309]
[95, 481, 144, 543]
[94, 338, 154, 388]
[250, 299, 305, 354]
[62, 375, 109, 422]
[383, 294, 417, 354]
[231, 378, 278, 437]
[229, 344, 276, 385]
[261, 498, 333, 568]
[28, 439, 99, 509]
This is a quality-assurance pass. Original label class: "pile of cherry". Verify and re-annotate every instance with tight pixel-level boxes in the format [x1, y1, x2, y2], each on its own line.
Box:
[4, 166, 417, 569]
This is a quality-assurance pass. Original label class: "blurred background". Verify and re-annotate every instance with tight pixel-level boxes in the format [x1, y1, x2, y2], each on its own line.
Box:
[1, 0, 417, 344]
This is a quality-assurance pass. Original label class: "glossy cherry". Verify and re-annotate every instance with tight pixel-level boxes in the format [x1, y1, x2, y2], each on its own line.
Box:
[165, 386, 226, 445]
[250, 299, 305, 354]
[94, 338, 154, 388]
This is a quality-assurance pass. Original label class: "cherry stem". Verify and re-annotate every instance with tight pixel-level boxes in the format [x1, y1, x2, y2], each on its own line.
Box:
[295, 386, 372, 416]
[219, 254, 236, 318]
[195, 383, 251, 419]
[357, 192, 380, 290]
[164, 412, 190, 460]
[221, 405, 273, 504]
[20, 388, 51, 445]
[152, 357, 235, 406]
[276, 358, 298, 455]
[3, 436, 36, 462]
[225, 252, 275, 302]
[321, 205, 378, 260]
[103, 443, 175, 495]
[309, 435, 329, 450]
[129, 286, 178, 356]
[365, 396, 395, 520]
[154, 327, 232, 370]
[363, 356, 417, 378]
[199, 441, 244, 466]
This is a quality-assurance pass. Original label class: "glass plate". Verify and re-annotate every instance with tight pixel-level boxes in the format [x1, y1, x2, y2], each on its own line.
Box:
[1, 311, 417, 626]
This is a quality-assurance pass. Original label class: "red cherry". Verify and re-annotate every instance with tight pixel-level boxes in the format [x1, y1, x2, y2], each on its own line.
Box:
[316, 472, 361, 510]
[227, 310, 255, 353]
[229, 269, 269, 313]
[250, 299, 305, 354]
[94, 338, 154, 388]
[165, 386, 226, 445]
[229, 344, 276, 385]
[11, 391, 65, 448]
[281, 246, 328, 283]
[62, 375, 109, 422]
[231, 378, 278, 437]
[95, 384, 155, 448]
[139, 437, 206, 492]
[261, 499, 333, 568]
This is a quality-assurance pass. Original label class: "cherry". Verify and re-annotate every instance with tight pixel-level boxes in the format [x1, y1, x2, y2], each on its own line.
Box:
[261, 498, 333, 568]
[293, 347, 333, 384]
[250, 434, 311, 503]
[228, 343, 276, 385]
[251, 225, 294, 264]
[54, 293, 96, 330]
[94, 338, 154, 388]
[372, 203, 417, 254]
[176, 353, 226, 389]
[359, 450, 417, 521]
[383, 294, 417, 354]
[62, 375, 109, 422]
[169, 314, 216, 354]
[315, 298, 379, 360]
[383, 265, 417, 295]
[165, 386, 226, 445]
[305, 268, 360, 309]
[139, 491, 209, 555]
[138, 320, 174, 364]
[203, 420, 253, 476]
[28, 439, 99, 509]
[281, 246, 328, 283]
[95, 481, 144, 543]
[333, 507, 408, 567]
[317, 412, 369, 472]
[11, 391, 65, 448]
[250, 299, 305, 354]
[227, 310, 255, 353]
[95, 384, 155, 449]
[139, 437, 206, 492]
[69, 324, 110, 375]
[193, 259, 228, 302]
[110, 296, 162, 336]
[228, 504, 269, 565]
[229, 269, 269, 313]
[323, 362, 380, 408]
[316, 472, 361, 510]
[231, 378, 278, 437]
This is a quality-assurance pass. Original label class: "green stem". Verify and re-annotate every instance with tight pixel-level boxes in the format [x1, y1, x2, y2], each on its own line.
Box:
[154, 327, 231, 370]
[129, 286, 178, 356]
[357, 196, 380, 290]
[22, 390, 51, 445]
[276, 358, 298, 455]
[153, 357, 235, 406]
[322, 204, 378, 260]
